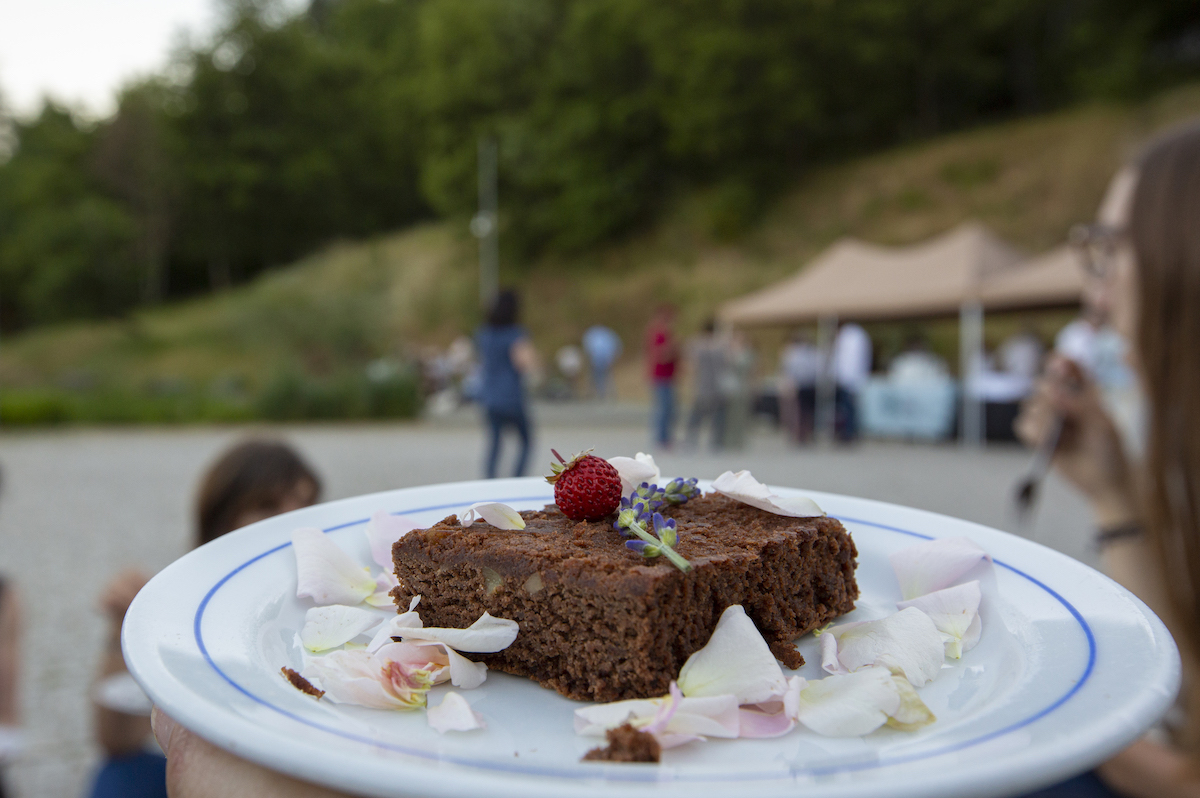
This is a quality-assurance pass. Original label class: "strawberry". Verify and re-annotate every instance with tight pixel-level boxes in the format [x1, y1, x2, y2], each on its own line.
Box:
[545, 449, 623, 521]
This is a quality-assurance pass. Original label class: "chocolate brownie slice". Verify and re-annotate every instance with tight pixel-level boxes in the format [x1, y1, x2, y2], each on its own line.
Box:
[391, 493, 857, 702]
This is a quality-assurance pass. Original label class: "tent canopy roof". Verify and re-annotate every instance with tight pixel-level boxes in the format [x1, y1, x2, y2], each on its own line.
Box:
[720, 222, 1079, 327]
[978, 245, 1084, 311]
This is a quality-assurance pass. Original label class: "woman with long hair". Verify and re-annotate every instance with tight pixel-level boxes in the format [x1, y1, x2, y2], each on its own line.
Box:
[1018, 121, 1200, 797]
[476, 289, 537, 478]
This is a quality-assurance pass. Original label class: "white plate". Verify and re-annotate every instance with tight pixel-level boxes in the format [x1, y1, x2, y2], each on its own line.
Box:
[124, 478, 1180, 798]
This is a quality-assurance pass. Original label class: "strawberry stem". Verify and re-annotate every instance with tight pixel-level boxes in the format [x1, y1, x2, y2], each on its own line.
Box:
[551, 449, 566, 465]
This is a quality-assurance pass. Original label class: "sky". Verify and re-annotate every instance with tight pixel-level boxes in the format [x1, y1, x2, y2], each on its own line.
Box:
[0, 0, 221, 118]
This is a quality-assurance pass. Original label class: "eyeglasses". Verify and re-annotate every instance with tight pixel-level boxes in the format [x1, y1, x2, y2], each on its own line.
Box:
[1069, 223, 1127, 279]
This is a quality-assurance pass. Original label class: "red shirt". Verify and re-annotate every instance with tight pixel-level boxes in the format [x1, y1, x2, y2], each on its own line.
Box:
[646, 324, 676, 380]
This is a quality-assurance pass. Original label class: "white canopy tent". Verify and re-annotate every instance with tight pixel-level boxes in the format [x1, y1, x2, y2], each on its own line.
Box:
[719, 223, 1085, 444]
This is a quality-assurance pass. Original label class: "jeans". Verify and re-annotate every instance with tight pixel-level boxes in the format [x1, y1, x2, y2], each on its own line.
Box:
[87, 752, 168, 798]
[834, 386, 859, 442]
[485, 407, 531, 479]
[592, 364, 612, 399]
[652, 379, 676, 446]
[1019, 771, 1123, 798]
[686, 396, 726, 450]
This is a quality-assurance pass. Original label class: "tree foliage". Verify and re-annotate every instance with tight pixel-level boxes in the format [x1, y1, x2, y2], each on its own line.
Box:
[0, 0, 1195, 329]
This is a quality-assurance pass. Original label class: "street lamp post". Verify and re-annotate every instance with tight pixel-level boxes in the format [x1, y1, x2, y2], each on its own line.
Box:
[471, 136, 499, 309]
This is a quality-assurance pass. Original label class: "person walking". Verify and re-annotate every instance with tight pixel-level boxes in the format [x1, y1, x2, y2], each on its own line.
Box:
[779, 331, 821, 444]
[582, 324, 623, 400]
[832, 322, 872, 443]
[720, 331, 755, 450]
[645, 304, 680, 449]
[476, 290, 537, 478]
[685, 319, 727, 450]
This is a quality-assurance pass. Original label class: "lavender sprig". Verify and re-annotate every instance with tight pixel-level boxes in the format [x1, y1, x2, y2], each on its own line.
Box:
[614, 501, 692, 573]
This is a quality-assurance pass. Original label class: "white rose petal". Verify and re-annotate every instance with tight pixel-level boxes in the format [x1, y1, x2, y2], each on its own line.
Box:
[889, 537, 991, 601]
[299, 605, 384, 652]
[677, 605, 788, 705]
[366, 511, 420, 569]
[886, 674, 937, 731]
[574, 693, 740, 747]
[459, 502, 526, 530]
[897, 581, 983, 659]
[292, 528, 376, 606]
[795, 667, 900, 737]
[607, 452, 661, 494]
[393, 611, 518, 653]
[427, 691, 487, 733]
[825, 607, 945, 687]
[712, 471, 824, 517]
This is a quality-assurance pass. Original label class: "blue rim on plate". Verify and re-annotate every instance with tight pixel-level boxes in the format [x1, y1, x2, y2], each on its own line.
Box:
[192, 499, 1097, 782]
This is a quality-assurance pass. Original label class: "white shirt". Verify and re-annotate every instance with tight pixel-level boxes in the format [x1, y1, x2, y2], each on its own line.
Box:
[833, 324, 873, 391]
[780, 342, 821, 387]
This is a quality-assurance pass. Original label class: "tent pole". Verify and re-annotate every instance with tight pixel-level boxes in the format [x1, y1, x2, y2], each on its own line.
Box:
[816, 314, 837, 444]
[959, 301, 984, 448]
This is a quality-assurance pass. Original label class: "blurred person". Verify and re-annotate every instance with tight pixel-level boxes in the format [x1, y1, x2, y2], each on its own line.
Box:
[1017, 122, 1200, 798]
[476, 290, 537, 478]
[999, 327, 1045, 383]
[889, 334, 949, 384]
[720, 331, 755, 450]
[779, 331, 821, 443]
[0, 578, 21, 798]
[685, 319, 727, 450]
[88, 441, 321, 798]
[555, 344, 584, 399]
[832, 322, 872, 443]
[582, 324, 623, 400]
[645, 304, 680, 448]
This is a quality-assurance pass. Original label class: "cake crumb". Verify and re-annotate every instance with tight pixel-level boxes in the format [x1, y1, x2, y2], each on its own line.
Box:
[281, 667, 324, 699]
[582, 724, 661, 763]
[769, 640, 805, 670]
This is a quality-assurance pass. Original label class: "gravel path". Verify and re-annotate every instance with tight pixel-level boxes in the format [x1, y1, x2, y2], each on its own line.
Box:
[0, 419, 1094, 798]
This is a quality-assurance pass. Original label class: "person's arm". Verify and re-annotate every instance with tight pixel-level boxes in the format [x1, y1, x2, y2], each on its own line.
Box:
[1098, 739, 1200, 798]
[510, 338, 537, 375]
[0, 584, 21, 726]
[95, 569, 153, 756]
[153, 710, 353, 798]
[1014, 355, 1139, 528]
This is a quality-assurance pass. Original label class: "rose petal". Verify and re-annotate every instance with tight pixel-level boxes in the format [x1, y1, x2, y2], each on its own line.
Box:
[885, 674, 936, 731]
[301, 647, 434, 710]
[427, 691, 487, 733]
[897, 581, 983, 659]
[677, 605, 787, 705]
[712, 471, 824, 518]
[795, 667, 900, 737]
[889, 537, 991, 601]
[366, 511, 420, 569]
[574, 693, 740, 747]
[394, 611, 518, 653]
[820, 630, 846, 675]
[364, 570, 400, 608]
[365, 603, 424, 652]
[825, 607, 945, 687]
[459, 502, 526, 530]
[607, 453, 661, 494]
[299, 605, 384, 652]
[292, 528, 376, 606]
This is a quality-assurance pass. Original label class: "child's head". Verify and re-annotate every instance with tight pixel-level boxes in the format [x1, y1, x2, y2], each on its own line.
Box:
[194, 439, 321, 547]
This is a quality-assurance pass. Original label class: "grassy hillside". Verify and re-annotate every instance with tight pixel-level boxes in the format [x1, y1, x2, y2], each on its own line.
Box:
[4, 84, 1200, 422]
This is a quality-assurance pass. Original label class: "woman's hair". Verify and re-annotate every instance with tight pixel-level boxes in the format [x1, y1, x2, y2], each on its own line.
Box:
[487, 290, 519, 327]
[195, 439, 321, 546]
[1130, 120, 1200, 743]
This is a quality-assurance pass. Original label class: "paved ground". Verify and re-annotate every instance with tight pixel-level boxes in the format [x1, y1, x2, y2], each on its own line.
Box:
[0, 412, 1095, 798]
